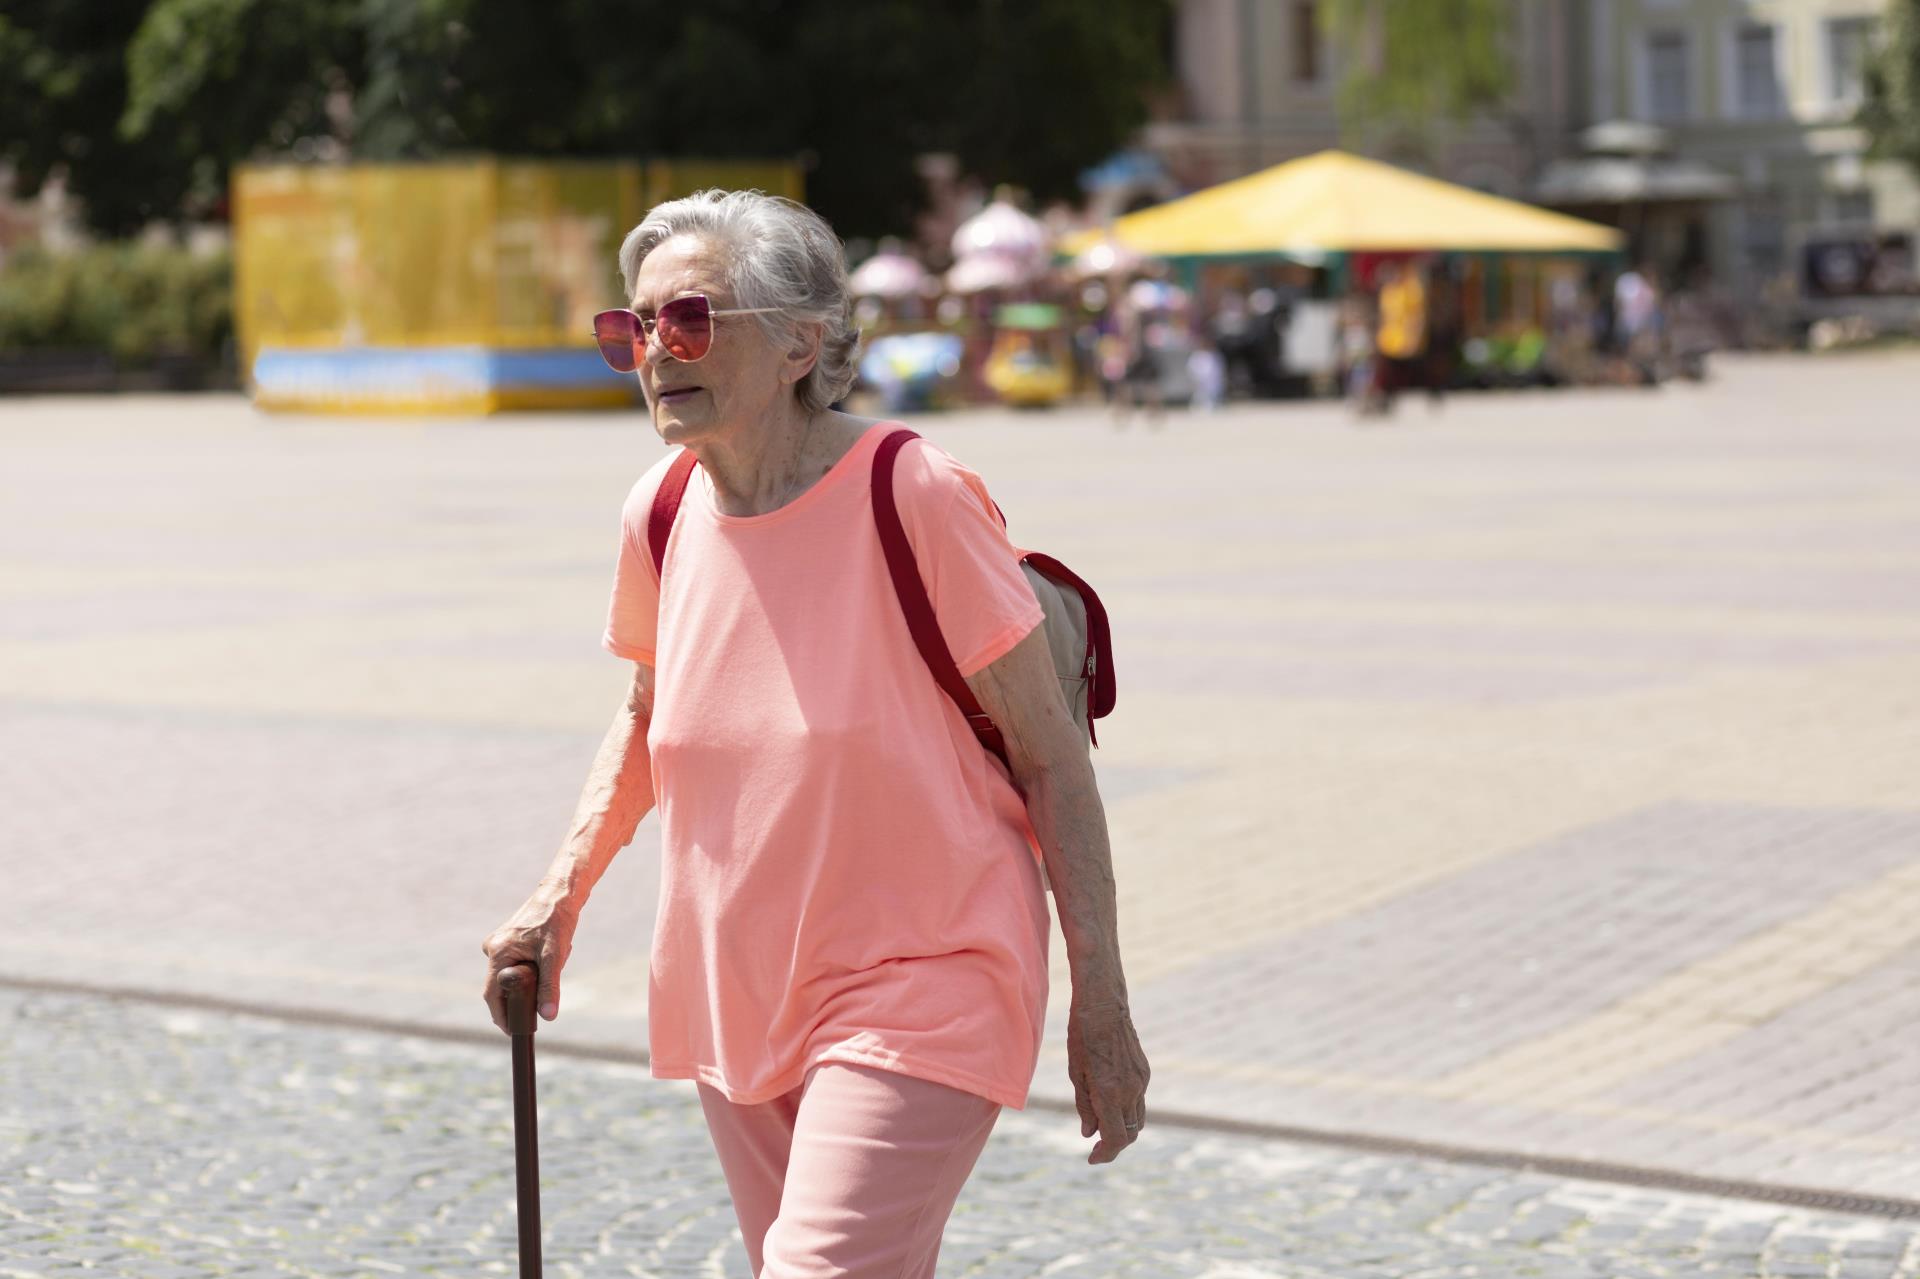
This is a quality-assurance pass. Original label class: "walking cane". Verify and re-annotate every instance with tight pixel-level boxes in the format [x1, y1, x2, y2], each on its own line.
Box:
[498, 963, 543, 1279]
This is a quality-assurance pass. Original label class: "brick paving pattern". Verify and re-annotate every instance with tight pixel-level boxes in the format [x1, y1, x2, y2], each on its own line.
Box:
[5, 988, 1918, 1278]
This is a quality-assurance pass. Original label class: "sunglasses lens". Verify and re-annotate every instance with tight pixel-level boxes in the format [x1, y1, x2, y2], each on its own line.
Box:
[593, 311, 638, 372]
[656, 296, 713, 362]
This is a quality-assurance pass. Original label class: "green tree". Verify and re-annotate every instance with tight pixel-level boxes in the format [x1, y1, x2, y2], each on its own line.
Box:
[1, 0, 1171, 240]
[425, 0, 1171, 236]
[0, 0, 194, 235]
[1862, 0, 1920, 178]
[118, 0, 361, 201]
[1320, 0, 1513, 158]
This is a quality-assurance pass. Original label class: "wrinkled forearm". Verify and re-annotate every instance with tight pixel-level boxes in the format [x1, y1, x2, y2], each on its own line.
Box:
[535, 700, 656, 914]
[1022, 755, 1129, 1007]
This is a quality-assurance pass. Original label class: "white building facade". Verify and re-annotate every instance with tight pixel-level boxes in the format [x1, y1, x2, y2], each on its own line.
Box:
[1139, 0, 1917, 307]
[1142, 0, 1580, 199]
[1584, 0, 1915, 298]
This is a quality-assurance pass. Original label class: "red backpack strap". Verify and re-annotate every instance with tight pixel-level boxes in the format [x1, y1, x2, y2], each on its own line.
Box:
[871, 428, 1012, 769]
[647, 449, 700, 578]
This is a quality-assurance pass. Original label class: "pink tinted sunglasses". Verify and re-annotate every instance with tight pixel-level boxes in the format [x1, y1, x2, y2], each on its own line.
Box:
[592, 294, 784, 371]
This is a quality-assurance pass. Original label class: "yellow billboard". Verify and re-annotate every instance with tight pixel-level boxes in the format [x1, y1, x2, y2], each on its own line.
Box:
[234, 158, 804, 413]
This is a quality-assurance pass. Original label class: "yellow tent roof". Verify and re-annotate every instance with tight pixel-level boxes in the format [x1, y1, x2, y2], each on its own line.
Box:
[1069, 150, 1624, 257]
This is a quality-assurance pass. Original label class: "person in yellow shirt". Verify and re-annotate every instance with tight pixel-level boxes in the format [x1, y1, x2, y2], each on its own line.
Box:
[1373, 261, 1428, 413]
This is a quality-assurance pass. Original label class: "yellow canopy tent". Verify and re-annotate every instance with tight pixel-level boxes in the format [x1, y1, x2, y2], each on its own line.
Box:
[1066, 150, 1623, 258]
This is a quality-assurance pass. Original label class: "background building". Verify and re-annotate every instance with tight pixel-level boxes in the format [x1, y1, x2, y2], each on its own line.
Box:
[1579, 0, 1914, 303]
[1138, 0, 1918, 314]
[1139, 1, 1582, 200]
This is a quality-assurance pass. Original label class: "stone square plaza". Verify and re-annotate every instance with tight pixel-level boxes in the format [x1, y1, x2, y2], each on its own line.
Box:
[3, 350, 1919, 1276]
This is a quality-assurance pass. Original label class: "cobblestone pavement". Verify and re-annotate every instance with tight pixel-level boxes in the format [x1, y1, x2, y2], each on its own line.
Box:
[6, 988, 1920, 1278]
[3, 352, 1920, 1199]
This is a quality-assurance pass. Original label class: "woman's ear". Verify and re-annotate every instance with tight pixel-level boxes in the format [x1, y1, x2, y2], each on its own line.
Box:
[780, 322, 824, 386]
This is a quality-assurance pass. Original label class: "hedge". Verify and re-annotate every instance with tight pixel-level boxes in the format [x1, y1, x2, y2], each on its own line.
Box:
[0, 243, 233, 368]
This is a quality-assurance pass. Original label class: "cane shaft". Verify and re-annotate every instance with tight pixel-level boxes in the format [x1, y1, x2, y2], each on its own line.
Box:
[512, 1031, 541, 1279]
[498, 963, 542, 1279]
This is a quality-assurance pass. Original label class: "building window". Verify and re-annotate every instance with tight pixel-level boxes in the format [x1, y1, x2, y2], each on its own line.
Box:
[1741, 199, 1787, 278]
[1830, 189, 1874, 225]
[1826, 16, 1875, 107]
[1292, 1, 1321, 83]
[1736, 24, 1784, 119]
[1647, 30, 1691, 122]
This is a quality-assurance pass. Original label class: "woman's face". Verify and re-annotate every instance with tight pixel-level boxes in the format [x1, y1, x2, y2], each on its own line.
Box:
[630, 235, 801, 447]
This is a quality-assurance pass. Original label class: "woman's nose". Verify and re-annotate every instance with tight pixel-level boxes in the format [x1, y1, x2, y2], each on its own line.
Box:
[642, 331, 680, 367]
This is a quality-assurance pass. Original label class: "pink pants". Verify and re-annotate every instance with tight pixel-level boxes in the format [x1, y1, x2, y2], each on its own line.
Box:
[696, 1062, 1003, 1278]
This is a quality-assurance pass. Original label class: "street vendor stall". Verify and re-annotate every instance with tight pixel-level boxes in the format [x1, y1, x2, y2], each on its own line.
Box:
[1063, 150, 1625, 393]
[943, 195, 1055, 401]
[1068, 150, 1624, 259]
[982, 302, 1073, 407]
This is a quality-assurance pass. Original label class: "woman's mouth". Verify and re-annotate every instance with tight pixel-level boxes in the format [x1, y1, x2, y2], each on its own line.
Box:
[658, 386, 703, 404]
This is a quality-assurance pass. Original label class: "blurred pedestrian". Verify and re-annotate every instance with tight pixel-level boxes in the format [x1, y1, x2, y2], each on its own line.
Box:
[1210, 289, 1254, 397]
[1373, 260, 1428, 415]
[1337, 291, 1377, 413]
[1421, 256, 1462, 409]
[1613, 264, 1656, 354]
[1187, 341, 1225, 412]
[1613, 263, 1665, 382]
[481, 190, 1150, 1279]
[1113, 317, 1165, 428]
[1590, 264, 1618, 363]
[1096, 328, 1129, 404]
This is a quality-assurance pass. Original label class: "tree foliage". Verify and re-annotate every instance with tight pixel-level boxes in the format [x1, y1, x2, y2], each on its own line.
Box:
[1320, 0, 1512, 157]
[0, 0, 1171, 238]
[0, 242, 230, 362]
[0, 0, 193, 235]
[1862, 0, 1920, 178]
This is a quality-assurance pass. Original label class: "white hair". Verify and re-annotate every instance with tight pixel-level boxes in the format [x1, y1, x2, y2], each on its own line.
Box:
[617, 190, 861, 414]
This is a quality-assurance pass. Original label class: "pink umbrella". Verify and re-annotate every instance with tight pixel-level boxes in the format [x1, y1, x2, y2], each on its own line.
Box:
[849, 250, 929, 299]
[944, 253, 1034, 295]
[951, 199, 1051, 267]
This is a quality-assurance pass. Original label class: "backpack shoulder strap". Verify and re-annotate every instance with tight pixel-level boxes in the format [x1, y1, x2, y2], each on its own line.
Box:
[870, 428, 1012, 769]
[647, 449, 700, 579]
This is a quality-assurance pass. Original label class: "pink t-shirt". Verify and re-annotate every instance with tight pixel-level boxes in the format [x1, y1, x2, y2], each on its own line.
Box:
[602, 422, 1050, 1109]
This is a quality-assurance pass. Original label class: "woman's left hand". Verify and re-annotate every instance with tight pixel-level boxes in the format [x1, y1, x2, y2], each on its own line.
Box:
[1067, 997, 1150, 1165]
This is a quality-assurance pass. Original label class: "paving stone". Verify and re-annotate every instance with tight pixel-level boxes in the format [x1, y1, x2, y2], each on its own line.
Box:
[5, 988, 1920, 1276]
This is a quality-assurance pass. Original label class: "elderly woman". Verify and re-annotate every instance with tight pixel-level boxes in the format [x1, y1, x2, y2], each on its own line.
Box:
[481, 190, 1149, 1278]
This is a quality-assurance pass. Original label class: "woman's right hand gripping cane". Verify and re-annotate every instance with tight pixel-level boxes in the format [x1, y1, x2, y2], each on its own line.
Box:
[482, 885, 579, 1034]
